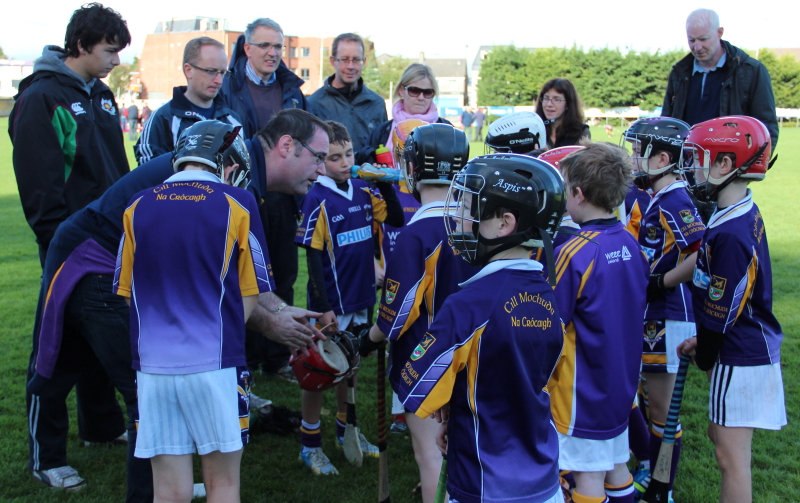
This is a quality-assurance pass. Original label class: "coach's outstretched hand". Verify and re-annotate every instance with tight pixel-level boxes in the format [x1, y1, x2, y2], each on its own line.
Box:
[248, 293, 325, 357]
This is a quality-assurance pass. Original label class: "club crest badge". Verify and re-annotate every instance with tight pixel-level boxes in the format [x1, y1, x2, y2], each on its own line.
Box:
[385, 279, 400, 304]
[410, 333, 436, 361]
[100, 98, 116, 115]
[646, 226, 657, 241]
[709, 275, 727, 301]
[644, 321, 665, 351]
[680, 210, 695, 223]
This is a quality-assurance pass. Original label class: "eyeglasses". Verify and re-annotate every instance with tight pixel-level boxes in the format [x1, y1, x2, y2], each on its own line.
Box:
[294, 138, 327, 165]
[188, 63, 228, 78]
[405, 86, 435, 99]
[248, 41, 283, 52]
[541, 96, 565, 104]
[333, 57, 365, 65]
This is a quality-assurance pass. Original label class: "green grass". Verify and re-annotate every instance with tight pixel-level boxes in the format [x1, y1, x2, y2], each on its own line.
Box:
[0, 118, 797, 501]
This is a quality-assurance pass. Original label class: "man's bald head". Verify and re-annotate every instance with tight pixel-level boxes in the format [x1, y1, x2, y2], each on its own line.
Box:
[686, 8, 725, 70]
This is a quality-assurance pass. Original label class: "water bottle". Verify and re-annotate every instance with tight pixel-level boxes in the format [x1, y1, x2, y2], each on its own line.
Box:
[350, 163, 402, 182]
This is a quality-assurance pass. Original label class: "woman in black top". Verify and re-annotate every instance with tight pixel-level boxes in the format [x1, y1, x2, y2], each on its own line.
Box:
[535, 78, 591, 149]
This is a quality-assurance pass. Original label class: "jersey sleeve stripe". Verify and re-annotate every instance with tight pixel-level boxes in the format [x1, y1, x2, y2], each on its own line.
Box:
[547, 322, 578, 435]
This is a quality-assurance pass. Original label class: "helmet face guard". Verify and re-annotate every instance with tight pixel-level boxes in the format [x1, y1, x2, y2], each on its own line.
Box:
[289, 330, 360, 391]
[392, 119, 429, 175]
[222, 134, 252, 189]
[682, 116, 773, 202]
[621, 118, 690, 182]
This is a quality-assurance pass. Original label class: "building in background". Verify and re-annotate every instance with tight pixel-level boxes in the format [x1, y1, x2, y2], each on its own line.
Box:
[0, 59, 34, 116]
[416, 53, 468, 110]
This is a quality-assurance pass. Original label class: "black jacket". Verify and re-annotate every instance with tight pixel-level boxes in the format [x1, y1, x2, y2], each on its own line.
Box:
[134, 86, 242, 164]
[662, 40, 778, 149]
[8, 46, 129, 259]
[221, 34, 311, 138]
[546, 123, 591, 149]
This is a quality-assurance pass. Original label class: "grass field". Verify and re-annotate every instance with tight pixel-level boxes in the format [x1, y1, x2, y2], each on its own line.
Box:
[0, 120, 796, 502]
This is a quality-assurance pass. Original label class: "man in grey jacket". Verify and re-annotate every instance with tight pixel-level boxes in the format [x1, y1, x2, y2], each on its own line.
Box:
[308, 33, 387, 157]
[662, 8, 778, 149]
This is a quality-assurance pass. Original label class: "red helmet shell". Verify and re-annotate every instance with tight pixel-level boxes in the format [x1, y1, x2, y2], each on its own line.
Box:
[289, 331, 359, 391]
[685, 116, 771, 180]
[537, 146, 585, 170]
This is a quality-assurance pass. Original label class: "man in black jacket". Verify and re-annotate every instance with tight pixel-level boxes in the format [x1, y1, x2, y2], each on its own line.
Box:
[8, 2, 132, 493]
[662, 8, 778, 149]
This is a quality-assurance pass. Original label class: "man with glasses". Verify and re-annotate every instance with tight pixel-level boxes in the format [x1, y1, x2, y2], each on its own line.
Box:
[221, 18, 312, 388]
[135, 37, 242, 165]
[308, 33, 387, 159]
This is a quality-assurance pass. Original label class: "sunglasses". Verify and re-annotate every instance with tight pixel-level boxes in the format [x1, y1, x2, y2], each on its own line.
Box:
[405, 86, 435, 99]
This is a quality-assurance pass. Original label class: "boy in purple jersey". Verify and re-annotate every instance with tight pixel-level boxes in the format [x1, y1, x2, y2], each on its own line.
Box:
[549, 143, 649, 503]
[294, 122, 403, 475]
[382, 154, 567, 503]
[114, 121, 273, 502]
[357, 123, 471, 503]
[622, 117, 703, 499]
[678, 116, 785, 503]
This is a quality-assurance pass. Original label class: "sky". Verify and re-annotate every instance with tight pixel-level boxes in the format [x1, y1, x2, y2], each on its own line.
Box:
[4, 0, 799, 63]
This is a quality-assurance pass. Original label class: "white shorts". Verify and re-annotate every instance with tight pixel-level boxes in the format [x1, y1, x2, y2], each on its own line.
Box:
[338, 309, 368, 332]
[642, 319, 696, 374]
[135, 367, 248, 458]
[557, 429, 630, 472]
[709, 362, 787, 429]
[391, 391, 404, 415]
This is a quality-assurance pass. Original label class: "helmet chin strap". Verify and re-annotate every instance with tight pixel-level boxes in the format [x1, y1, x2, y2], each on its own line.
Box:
[696, 142, 770, 203]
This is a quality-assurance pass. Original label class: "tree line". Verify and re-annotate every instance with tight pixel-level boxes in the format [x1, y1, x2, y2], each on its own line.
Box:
[476, 45, 800, 110]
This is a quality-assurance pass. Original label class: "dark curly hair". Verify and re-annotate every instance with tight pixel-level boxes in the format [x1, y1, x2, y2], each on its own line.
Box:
[64, 3, 131, 57]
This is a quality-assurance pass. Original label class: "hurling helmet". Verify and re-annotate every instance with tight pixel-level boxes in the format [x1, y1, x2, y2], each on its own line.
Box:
[622, 117, 690, 177]
[402, 123, 470, 198]
[173, 120, 247, 186]
[289, 329, 360, 391]
[391, 119, 429, 167]
[445, 153, 566, 267]
[537, 145, 585, 170]
[484, 112, 546, 154]
[683, 116, 773, 202]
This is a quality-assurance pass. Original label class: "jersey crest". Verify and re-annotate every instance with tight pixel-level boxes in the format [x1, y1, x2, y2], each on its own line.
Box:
[680, 209, 695, 224]
[385, 279, 400, 304]
[410, 333, 436, 361]
[709, 275, 727, 301]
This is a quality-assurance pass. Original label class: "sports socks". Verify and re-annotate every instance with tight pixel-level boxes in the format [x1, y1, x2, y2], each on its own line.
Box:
[605, 475, 634, 503]
[335, 412, 347, 439]
[628, 404, 650, 466]
[301, 420, 322, 453]
[649, 419, 682, 489]
[571, 491, 609, 503]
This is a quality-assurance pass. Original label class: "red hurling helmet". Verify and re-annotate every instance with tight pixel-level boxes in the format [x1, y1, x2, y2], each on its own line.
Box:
[537, 146, 585, 170]
[290, 330, 360, 391]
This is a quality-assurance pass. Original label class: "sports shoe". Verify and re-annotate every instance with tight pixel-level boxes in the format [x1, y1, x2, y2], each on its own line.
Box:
[32, 466, 86, 492]
[84, 431, 128, 447]
[390, 419, 408, 434]
[337, 432, 380, 458]
[632, 465, 650, 501]
[300, 447, 339, 475]
[249, 392, 273, 411]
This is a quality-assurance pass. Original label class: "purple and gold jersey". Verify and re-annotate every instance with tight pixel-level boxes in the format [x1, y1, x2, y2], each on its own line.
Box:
[639, 180, 705, 320]
[295, 176, 388, 315]
[623, 185, 652, 241]
[550, 220, 649, 439]
[691, 191, 782, 366]
[399, 260, 563, 503]
[114, 171, 273, 374]
[377, 184, 421, 268]
[375, 202, 473, 392]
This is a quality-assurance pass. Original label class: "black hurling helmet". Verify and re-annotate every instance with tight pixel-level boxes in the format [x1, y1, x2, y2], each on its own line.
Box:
[621, 117, 689, 187]
[402, 123, 470, 201]
[172, 120, 250, 188]
[445, 153, 566, 269]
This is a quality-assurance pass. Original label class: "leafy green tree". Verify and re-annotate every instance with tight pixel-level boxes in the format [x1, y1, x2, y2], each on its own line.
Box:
[108, 63, 131, 97]
[363, 54, 410, 100]
[477, 45, 538, 105]
[758, 49, 800, 108]
[0, 46, 7, 59]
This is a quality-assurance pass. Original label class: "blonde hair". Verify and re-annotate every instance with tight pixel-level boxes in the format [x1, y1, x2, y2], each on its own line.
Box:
[393, 63, 439, 103]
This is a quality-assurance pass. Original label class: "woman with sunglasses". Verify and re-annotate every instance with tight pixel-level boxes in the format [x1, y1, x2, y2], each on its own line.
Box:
[535, 78, 591, 149]
[357, 63, 451, 165]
